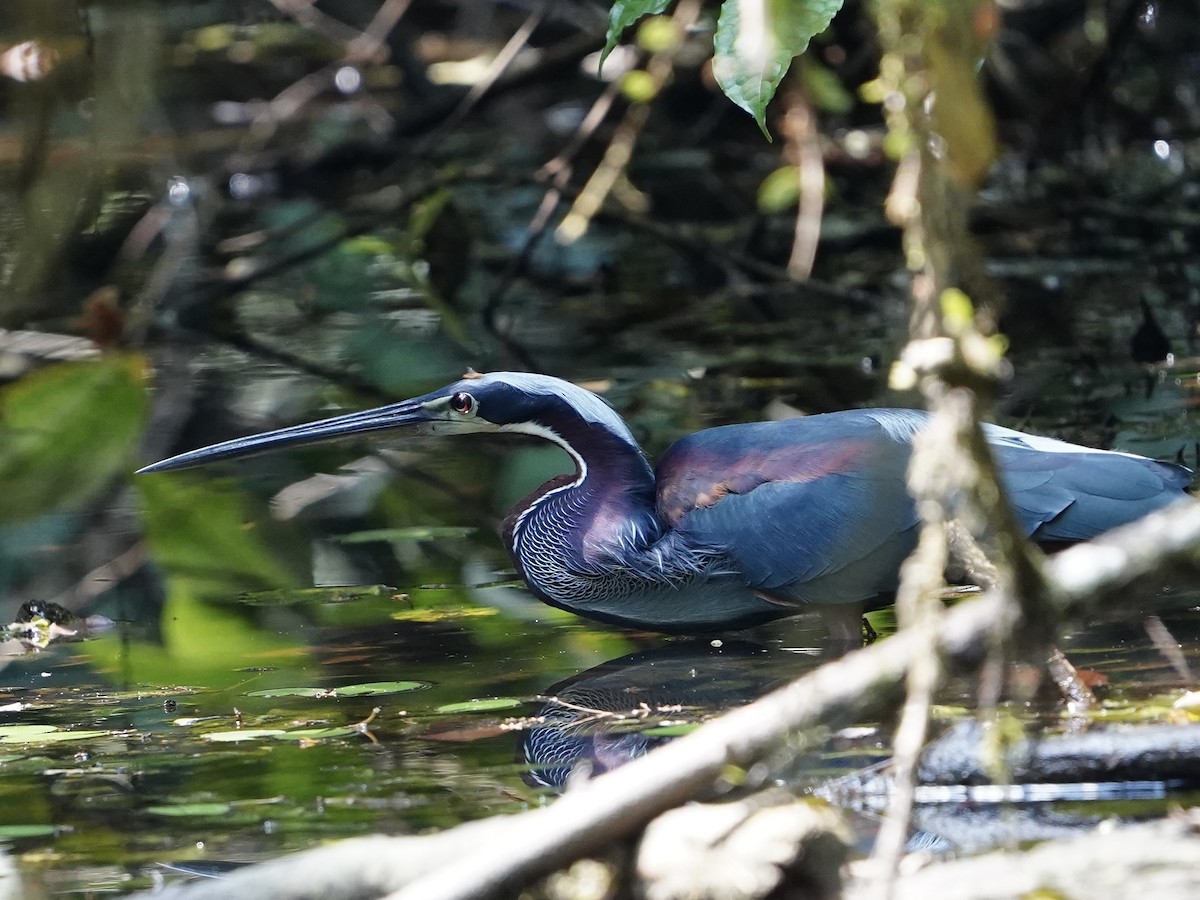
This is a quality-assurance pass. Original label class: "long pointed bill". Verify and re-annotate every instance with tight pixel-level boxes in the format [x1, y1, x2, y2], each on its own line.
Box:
[136, 399, 433, 474]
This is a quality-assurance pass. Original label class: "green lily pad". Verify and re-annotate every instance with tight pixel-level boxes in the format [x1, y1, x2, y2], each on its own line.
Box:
[334, 681, 428, 697]
[11, 729, 109, 744]
[641, 723, 700, 737]
[273, 726, 357, 741]
[247, 680, 426, 699]
[0, 725, 58, 739]
[145, 802, 233, 817]
[0, 824, 58, 838]
[435, 698, 523, 714]
[337, 527, 476, 544]
[204, 729, 287, 742]
[236, 585, 401, 606]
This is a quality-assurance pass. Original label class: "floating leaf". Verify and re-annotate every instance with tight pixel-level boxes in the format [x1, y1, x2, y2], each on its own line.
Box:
[435, 698, 523, 715]
[204, 729, 286, 742]
[145, 802, 232, 817]
[0, 724, 58, 739]
[602, 0, 671, 68]
[337, 527, 476, 544]
[335, 681, 427, 697]
[0, 728, 109, 744]
[237, 585, 401, 606]
[0, 355, 148, 522]
[712, 0, 844, 137]
[641, 723, 700, 737]
[247, 681, 426, 699]
[391, 607, 497, 623]
[0, 824, 58, 838]
[272, 726, 357, 741]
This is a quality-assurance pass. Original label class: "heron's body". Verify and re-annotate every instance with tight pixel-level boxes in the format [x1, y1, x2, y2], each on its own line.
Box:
[140, 371, 1192, 632]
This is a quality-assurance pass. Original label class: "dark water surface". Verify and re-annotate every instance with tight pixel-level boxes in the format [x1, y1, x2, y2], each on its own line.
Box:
[2, 1, 1200, 895]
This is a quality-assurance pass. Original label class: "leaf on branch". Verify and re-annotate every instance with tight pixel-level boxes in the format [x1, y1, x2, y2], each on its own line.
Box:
[713, 0, 844, 138]
[602, 0, 673, 69]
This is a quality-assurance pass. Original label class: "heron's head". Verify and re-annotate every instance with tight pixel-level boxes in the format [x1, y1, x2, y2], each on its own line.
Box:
[137, 370, 639, 474]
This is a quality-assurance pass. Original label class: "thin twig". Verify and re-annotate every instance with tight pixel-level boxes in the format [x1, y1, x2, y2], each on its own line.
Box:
[345, 0, 413, 63]
[555, 0, 701, 245]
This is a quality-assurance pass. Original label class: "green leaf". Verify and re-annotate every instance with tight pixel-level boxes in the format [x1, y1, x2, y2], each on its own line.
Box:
[602, 0, 672, 68]
[641, 723, 700, 737]
[0, 824, 58, 838]
[712, 0, 844, 137]
[247, 680, 427, 698]
[0, 355, 148, 522]
[0, 728, 109, 744]
[337, 527, 476, 544]
[272, 726, 357, 741]
[145, 802, 232, 817]
[335, 681, 427, 697]
[236, 585, 401, 607]
[204, 729, 287, 742]
[434, 697, 523, 714]
[0, 725, 58, 738]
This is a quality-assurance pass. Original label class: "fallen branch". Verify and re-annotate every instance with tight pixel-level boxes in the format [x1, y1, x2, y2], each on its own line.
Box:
[137, 498, 1200, 900]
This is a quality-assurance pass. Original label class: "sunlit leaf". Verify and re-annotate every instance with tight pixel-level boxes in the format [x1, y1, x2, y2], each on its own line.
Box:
[0, 355, 148, 521]
[0, 824, 58, 838]
[237, 585, 401, 606]
[145, 802, 232, 817]
[641, 723, 700, 737]
[712, 0, 844, 137]
[799, 56, 853, 113]
[337, 527, 476, 544]
[0, 725, 57, 739]
[434, 697, 523, 714]
[602, 0, 672, 68]
[391, 607, 498, 623]
[0, 729, 109, 744]
[247, 680, 427, 698]
[757, 166, 801, 212]
[273, 726, 357, 741]
[335, 681, 427, 697]
[205, 729, 287, 742]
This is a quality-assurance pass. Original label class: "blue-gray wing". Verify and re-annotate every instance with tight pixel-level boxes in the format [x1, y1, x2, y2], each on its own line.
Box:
[986, 425, 1192, 541]
[655, 410, 1191, 606]
[656, 410, 922, 605]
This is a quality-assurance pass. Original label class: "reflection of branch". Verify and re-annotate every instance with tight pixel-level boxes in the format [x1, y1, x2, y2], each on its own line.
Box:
[345, 0, 413, 63]
[267, 0, 363, 45]
[440, 3, 547, 130]
[136, 499, 1200, 900]
[783, 93, 824, 280]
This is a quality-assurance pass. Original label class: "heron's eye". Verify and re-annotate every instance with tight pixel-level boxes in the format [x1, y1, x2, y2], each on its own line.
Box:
[450, 391, 476, 415]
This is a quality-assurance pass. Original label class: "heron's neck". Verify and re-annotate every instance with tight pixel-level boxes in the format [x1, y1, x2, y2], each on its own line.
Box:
[501, 423, 660, 587]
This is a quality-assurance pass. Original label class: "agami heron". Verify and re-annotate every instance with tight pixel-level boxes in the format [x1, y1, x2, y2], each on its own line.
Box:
[139, 371, 1192, 632]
